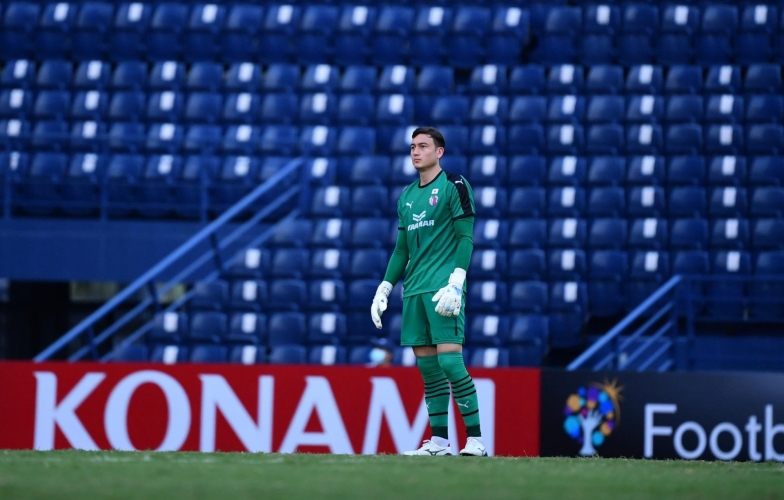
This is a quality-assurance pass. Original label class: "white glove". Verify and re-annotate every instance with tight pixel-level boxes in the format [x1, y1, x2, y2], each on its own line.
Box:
[432, 269, 466, 317]
[371, 281, 393, 329]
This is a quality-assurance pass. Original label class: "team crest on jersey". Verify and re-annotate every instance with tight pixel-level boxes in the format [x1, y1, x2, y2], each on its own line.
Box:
[429, 195, 439, 206]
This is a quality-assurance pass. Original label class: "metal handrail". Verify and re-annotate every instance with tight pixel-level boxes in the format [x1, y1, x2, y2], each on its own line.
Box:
[34, 157, 304, 362]
[567, 275, 682, 371]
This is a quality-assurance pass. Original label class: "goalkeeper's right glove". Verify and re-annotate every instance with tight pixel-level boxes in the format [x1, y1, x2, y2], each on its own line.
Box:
[370, 281, 393, 329]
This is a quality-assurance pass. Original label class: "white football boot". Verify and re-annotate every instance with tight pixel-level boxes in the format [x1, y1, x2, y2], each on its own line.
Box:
[459, 437, 488, 457]
[403, 440, 451, 456]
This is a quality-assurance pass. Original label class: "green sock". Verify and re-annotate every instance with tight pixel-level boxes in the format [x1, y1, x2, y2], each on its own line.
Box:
[438, 352, 482, 437]
[417, 355, 450, 439]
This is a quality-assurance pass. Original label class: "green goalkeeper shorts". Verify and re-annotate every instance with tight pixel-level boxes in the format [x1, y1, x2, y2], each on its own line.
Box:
[399, 291, 466, 347]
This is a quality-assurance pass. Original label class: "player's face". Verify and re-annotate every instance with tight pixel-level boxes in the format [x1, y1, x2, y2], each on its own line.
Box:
[410, 134, 443, 171]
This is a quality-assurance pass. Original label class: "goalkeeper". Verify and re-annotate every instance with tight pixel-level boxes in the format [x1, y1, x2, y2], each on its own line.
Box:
[370, 126, 486, 457]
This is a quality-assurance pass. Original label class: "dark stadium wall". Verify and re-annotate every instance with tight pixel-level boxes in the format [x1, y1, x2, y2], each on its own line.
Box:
[5, 281, 69, 360]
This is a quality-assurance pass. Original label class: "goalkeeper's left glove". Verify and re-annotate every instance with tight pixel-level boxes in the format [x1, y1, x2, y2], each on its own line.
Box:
[432, 268, 466, 317]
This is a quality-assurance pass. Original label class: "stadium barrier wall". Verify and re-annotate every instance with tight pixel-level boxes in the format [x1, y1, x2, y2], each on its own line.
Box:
[540, 370, 784, 462]
[0, 362, 540, 457]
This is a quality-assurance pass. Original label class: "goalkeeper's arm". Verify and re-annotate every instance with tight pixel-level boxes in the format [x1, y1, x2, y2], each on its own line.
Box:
[433, 216, 475, 316]
[371, 230, 409, 328]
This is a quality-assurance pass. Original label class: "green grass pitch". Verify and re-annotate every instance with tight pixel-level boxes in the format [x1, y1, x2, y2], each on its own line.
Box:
[0, 450, 781, 500]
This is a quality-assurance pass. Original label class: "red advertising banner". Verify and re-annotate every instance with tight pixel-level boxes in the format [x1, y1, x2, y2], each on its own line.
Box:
[0, 362, 540, 457]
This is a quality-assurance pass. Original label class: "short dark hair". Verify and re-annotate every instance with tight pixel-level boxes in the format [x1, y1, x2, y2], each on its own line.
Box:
[411, 126, 445, 149]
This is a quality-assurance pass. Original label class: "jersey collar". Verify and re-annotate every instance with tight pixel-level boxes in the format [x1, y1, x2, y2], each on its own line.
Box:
[418, 169, 444, 189]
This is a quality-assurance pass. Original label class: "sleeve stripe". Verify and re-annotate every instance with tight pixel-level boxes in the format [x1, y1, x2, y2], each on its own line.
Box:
[447, 173, 474, 217]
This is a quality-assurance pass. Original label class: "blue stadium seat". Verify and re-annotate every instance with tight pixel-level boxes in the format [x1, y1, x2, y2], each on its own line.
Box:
[469, 249, 507, 281]
[548, 249, 586, 281]
[470, 96, 508, 125]
[230, 280, 268, 312]
[190, 280, 229, 312]
[586, 96, 624, 123]
[509, 66, 545, 95]
[509, 96, 546, 124]
[0, 88, 32, 118]
[586, 186, 624, 217]
[223, 63, 260, 93]
[627, 251, 671, 310]
[225, 248, 269, 280]
[585, 65, 623, 94]
[488, 7, 529, 65]
[71, 91, 108, 121]
[548, 218, 586, 248]
[188, 312, 227, 345]
[468, 156, 506, 187]
[467, 281, 508, 314]
[509, 281, 547, 313]
[473, 186, 507, 218]
[750, 251, 784, 318]
[311, 218, 351, 248]
[269, 345, 307, 365]
[628, 156, 664, 185]
[222, 92, 259, 123]
[0, 3, 41, 60]
[547, 156, 585, 186]
[111, 62, 146, 91]
[308, 279, 346, 312]
[309, 346, 347, 366]
[628, 65, 664, 94]
[710, 186, 748, 217]
[339, 65, 376, 94]
[266, 279, 307, 312]
[549, 281, 588, 348]
[185, 92, 221, 123]
[268, 312, 306, 347]
[112, 344, 149, 363]
[746, 95, 783, 123]
[409, 7, 452, 66]
[222, 6, 263, 63]
[587, 157, 624, 186]
[189, 345, 228, 364]
[307, 313, 347, 346]
[588, 249, 628, 316]
[745, 64, 782, 93]
[110, 3, 152, 61]
[34, 90, 70, 120]
[626, 95, 664, 124]
[509, 248, 547, 282]
[296, 5, 338, 64]
[468, 348, 509, 369]
[32, 121, 68, 151]
[588, 218, 626, 249]
[747, 124, 784, 155]
[547, 187, 585, 217]
[705, 94, 744, 123]
[508, 187, 545, 217]
[706, 124, 743, 154]
[150, 345, 189, 364]
[705, 65, 741, 94]
[185, 62, 222, 92]
[310, 249, 349, 279]
[629, 218, 668, 249]
[508, 156, 545, 186]
[150, 311, 188, 344]
[467, 314, 510, 347]
[711, 218, 749, 249]
[673, 250, 710, 275]
[509, 219, 546, 251]
[668, 156, 705, 185]
[468, 65, 508, 95]
[146, 91, 184, 122]
[666, 96, 703, 124]
[74, 61, 111, 90]
[669, 186, 707, 217]
[708, 156, 746, 186]
[334, 6, 376, 66]
[626, 125, 663, 154]
[670, 218, 709, 250]
[350, 218, 390, 248]
[751, 187, 784, 217]
[371, 6, 413, 66]
[665, 65, 703, 94]
[228, 345, 268, 365]
[1, 59, 36, 88]
[752, 219, 784, 250]
[147, 3, 188, 61]
[548, 95, 585, 124]
[349, 249, 387, 280]
[259, 5, 301, 64]
[260, 64, 298, 93]
[750, 157, 784, 186]
[148, 61, 185, 90]
[474, 219, 508, 250]
[546, 65, 584, 95]
[270, 249, 309, 279]
[378, 65, 414, 94]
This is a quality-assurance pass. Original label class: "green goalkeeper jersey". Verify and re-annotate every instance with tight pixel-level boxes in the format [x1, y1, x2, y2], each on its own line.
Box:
[396, 170, 475, 298]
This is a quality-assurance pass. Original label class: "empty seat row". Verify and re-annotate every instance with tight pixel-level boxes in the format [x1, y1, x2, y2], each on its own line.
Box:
[4, 61, 783, 97]
[119, 343, 543, 368]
